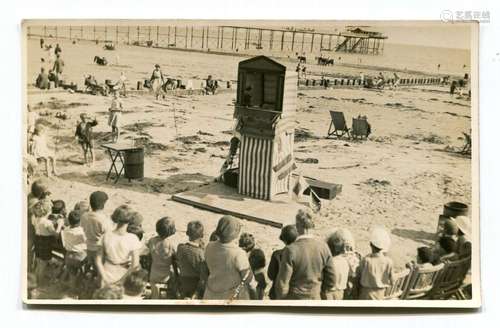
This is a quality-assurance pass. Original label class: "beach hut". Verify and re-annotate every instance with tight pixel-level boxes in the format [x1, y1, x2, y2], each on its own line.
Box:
[234, 56, 297, 200]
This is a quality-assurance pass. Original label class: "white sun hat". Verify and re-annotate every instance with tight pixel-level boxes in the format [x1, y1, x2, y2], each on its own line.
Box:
[370, 226, 392, 251]
[455, 216, 472, 236]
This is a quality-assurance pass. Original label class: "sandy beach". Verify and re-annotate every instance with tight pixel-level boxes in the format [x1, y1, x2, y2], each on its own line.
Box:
[26, 37, 471, 274]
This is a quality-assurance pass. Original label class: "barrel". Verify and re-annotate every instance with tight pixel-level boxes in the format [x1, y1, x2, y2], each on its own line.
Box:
[124, 148, 144, 179]
[443, 201, 468, 218]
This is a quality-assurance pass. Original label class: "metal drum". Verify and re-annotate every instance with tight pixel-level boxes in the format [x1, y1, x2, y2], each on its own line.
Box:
[124, 148, 144, 179]
[443, 201, 469, 218]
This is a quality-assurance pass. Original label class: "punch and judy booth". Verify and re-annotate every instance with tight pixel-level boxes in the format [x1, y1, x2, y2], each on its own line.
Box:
[234, 56, 297, 200]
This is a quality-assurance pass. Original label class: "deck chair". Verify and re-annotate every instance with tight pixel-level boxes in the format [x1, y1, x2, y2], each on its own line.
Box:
[384, 268, 412, 300]
[404, 263, 444, 300]
[351, 117, 371, 140]
[461, 132, 471, 155]
[327, 111, 350, 139]
[429, 257, 471, 300]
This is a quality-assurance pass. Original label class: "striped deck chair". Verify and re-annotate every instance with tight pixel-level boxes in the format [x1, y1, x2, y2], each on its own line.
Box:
[461, 132, 471, 155]
[384, 268, 412, 300]
[327, 111, 350, 139]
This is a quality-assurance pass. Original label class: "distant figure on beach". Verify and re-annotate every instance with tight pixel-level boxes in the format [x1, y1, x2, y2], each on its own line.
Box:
[437, 64, 441, 72]
[40, 38, 44, 49]
[205, 75, 218, 95]
[119, 72, 127, 96]
[48, 69, 59, 88]
[47, 45, 55, 65]
[375, 72, 385, 88]
[55, 43, 62, 56]
[359, 72, 365, 86]
[108, 93, 123, 143]
[35, 68, 49, 89]
[75, 113, 98, 165]
[52, 54, 65, 79]
[150, 64, 164, 100]
[392, 73, 400, 89]
[450, 80, 457, 95]
[94, 56, 108, 66]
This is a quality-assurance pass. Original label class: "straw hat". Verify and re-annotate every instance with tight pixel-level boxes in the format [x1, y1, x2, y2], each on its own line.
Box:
[369, 226, 391, 251]
[455, 216, 472, 236]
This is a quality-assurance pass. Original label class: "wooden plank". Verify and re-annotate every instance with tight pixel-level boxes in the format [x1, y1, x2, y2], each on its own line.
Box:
[171, 183, 304, 228]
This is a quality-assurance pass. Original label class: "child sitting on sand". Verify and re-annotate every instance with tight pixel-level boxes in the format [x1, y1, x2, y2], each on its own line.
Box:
[146, 217, 177, 299]
[75, 113, 98, 165]
[358, 227, 395, 300]
[176, 220, 208, 299]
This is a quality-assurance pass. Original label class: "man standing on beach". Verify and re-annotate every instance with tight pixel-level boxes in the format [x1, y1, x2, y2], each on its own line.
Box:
[53, 54, 65, 80]
[275, 210, 335, 300]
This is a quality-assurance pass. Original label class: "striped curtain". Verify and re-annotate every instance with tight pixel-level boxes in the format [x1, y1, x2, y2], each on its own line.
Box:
[271, 132, 294, 196]
[238, 135, 273, 200]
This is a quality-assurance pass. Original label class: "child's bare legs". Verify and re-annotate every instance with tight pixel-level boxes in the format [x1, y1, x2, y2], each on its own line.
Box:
[49, 156, 57, 176]
[35, 259, 49, 286]
[112, 126, 120, 143]
[80, 143, 88, 164]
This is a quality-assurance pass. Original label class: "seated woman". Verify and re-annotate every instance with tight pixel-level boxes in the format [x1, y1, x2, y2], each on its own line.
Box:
[35, 68, 49, 89]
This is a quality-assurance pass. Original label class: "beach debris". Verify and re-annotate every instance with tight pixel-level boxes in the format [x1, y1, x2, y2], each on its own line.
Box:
[197, 130, 214, 136]
[363, 178, 391, 187]
[296, 157, 319, 164]
[33, 99, 89, 111]
[294, 128, 318, 142]
[175, 135, 201, 145]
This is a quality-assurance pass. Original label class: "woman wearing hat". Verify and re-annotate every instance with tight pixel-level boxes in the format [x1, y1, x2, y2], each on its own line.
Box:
[203, 215, 256, 300]
[150, 64, 164, 100]
[95, 205, 143, 286]
[358, 226, 395, 300]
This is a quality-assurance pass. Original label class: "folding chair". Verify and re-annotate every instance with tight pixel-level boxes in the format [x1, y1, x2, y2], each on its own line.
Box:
[461, 132, 471, 155]
[429, 257, 471, 300]
[327, 111, 350, 139]
[383, 268, 412, 300]
[404, 263, 444, 299]
[351, 117, 371, 140]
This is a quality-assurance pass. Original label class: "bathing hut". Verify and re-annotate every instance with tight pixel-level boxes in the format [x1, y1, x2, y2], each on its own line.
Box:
[234, 56, 297, 200]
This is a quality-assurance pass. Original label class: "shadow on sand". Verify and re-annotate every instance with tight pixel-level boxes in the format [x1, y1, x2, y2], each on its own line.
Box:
[391, 228, 436, 246]
[58, 170, 214, 195]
